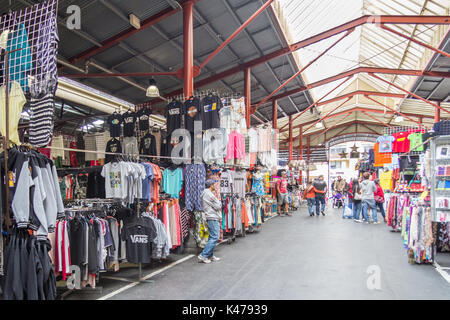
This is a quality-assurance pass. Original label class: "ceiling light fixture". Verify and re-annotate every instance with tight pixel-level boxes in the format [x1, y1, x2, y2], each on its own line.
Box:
[146, 78, 160, 98]
[315, 121, 323, 128]
[394, 114, 404, 123]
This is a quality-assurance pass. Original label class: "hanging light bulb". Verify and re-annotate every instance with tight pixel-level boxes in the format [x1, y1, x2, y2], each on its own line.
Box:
[394, 114, 404, 123]
[146, 78, 160, 97]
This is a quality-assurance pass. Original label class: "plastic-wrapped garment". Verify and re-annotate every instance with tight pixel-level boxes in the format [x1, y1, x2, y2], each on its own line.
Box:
[193, 210, 209, 248]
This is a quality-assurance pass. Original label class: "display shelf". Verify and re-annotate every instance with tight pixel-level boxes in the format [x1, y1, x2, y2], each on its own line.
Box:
[431, 135, 450, 222]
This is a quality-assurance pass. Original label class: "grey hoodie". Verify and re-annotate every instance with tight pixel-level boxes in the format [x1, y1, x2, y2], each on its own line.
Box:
[201, 188, 222, 221]
[360, 179, 376, 200]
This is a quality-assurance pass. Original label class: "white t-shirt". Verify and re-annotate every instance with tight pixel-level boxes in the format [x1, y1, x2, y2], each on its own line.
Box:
[232, 170, 247, 198]
[101, 162, 129, 199]
[220, 170, 233, 195]
[247, 128, 259, 153]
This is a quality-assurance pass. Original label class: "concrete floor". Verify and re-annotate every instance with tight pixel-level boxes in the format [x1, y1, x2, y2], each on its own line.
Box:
[67, 207, 450, 300]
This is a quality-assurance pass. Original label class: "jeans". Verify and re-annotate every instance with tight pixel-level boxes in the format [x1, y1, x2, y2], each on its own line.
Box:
[352, 201, 361, 220]
[315, 196, 325, 215]
[200, 220, 220, 258]
[376, 202, 386, 220]
[362, 199, 378, 222]
[307, 198, 315, 216]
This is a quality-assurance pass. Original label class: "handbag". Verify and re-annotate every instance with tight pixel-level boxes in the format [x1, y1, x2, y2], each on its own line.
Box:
[409, 172, 425, 192]
[353, 185, 362, 201]
[395, 172, 409, 192]
[374, 195, 384, 203]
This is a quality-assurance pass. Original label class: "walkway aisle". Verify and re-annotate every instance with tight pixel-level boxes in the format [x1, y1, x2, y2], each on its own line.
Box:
[82, 208, 450, 300]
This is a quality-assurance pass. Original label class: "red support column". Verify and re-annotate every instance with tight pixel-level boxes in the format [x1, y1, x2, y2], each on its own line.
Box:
[244, 68, 251, 128]
[306, 136, 310, 181]
[435, 101, 441, 123]
[183, 1, 195, 98]
[288, 115, 293, 162]
[298, 127, 303, 160]
[272, 100, 278, 129]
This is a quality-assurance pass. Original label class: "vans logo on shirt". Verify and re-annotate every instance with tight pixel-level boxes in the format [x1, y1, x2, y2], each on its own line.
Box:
[130, 235, 148, 243]
[169, 108, 180, 115]
[124, 117, 134, 123]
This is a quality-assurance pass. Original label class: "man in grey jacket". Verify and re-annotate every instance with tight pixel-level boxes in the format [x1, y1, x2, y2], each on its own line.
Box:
[198, 179, 222, 264]
[360, 172, 379, 224]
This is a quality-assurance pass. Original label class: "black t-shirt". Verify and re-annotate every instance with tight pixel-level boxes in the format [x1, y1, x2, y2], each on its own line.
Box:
[165, 100, 183, 136]
[108, 113, 123, 137]
[105, 138, 122, 163]
[400, 155, 419, 174]
[122, 111, 137, 137]
[140, 133, 157, 156]
[183, 97, 202, 132]
[137, 108, 152, 132]
[201, 95, 223, 130]
[122, 218, 157, 264]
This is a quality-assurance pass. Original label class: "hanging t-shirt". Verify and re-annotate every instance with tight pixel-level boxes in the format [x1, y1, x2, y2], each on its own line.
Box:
[183, 97, 202, 133]
[232, 170, 247, 198]
[247, 128, 259, 153]
[408, 132, 423, 152]
[139, 133, 157, 156]
[373, 143, 392, 167]
[376, 135, 395, 153]
[107, 113, 123, 138]
[162, 167, 184, 198]
[165, 100, 184, 137]
[220, 170, 233, 195]
[137, 108, 151, 132]
[0, 81, 26, 146]
[122, 111, 137, 137]
[141, 163, 154, 202]
[105, 138, 122, 163]
[122, 218, 157, 264]
[101, 162, 129, 199]
[379, 170, 393, 191]
[392, 131, 411, 153]
[201, 95, 223, 130]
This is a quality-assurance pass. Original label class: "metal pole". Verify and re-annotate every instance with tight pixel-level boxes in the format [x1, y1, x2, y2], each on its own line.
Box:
[306, 136, 310, 181]
[288, 115, 293, 162]
[183, 0, 195, 98]
[272, 99, 278, 129]
[244, 67, 251, 128]
[435, 101, 440, 123]
[3, 51, 11, 230]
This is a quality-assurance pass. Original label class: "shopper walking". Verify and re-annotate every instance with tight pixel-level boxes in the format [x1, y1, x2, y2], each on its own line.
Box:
[374, 179, 386, 222]
[334, 176, 346, 193]
[351, 178, 362, 222]
[313, 175, 327, 216]
[277, 171, 291, 216]
[198, 180, 222, 264]
[360, 172, 379, 224]
[304, 179, 316, 217]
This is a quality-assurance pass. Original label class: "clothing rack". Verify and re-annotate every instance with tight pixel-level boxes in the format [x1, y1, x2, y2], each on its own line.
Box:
[168, 89, 242, 103]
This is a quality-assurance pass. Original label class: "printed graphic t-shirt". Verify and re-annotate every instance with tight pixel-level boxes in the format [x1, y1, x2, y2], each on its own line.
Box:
[392, 131, 411, 153]
[183, 97, 202, 133]
[137, 108, 151, 131]
[107, 113, 123, 138]
[376, 135, 395, 153]
[373, 142, 392, 167]
[408, 132, 424, 152]
[101, 162, 129, 199]
[201, 95, 223, 130]
[277, 178, 288, 194]
[165, 100, 184, 136]
[122, 111, 137, 137]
